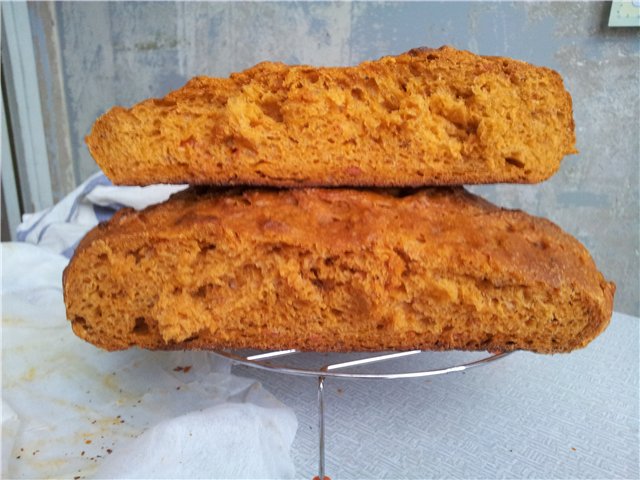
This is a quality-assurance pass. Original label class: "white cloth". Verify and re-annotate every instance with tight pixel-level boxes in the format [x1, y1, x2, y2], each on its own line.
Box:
[2, 175, 298, 479]
[16, 172, 187, 257]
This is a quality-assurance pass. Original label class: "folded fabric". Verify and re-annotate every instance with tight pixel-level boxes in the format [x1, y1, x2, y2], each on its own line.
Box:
[16, 172, 186, 256]
[94, 403, 297, 479]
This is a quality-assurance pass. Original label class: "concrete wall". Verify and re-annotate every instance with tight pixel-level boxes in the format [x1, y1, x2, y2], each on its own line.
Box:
[30, 1, 639, 315]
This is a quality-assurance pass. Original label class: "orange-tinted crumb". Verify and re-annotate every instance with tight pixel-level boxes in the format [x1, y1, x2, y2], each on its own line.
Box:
[63, 187, 614, 354]
[87, 46, 576, 187]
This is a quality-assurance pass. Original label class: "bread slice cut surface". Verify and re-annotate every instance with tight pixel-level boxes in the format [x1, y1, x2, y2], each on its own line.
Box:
[63, 187, 614, 354]
[87, 46, 576, 187]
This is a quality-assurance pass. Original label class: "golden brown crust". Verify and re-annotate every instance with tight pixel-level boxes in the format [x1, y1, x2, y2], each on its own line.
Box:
[86, 46, 576, 187]
[63, 187, 614, 354]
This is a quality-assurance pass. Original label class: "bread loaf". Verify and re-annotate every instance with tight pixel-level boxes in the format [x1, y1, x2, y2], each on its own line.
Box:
[63, 187, 613, 354]
[87, 46, 576, 187]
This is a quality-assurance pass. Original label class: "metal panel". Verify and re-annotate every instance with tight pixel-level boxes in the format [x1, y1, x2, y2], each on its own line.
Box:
[1, 92, 22, 240]
[28, 2, 76, 202]
[1, 2, 53, 213]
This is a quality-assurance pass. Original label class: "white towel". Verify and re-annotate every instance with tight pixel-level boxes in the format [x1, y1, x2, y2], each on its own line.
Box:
[16, 172, 186, 257]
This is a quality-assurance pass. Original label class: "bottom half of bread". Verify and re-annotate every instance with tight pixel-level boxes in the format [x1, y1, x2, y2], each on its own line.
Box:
[63, 203, 614, 354]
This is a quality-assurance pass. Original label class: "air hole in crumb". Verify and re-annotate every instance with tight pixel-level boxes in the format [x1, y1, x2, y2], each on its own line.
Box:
[192, 285, 207, 298]
[198, 243, 216, 254]
[351, 88, 364, 101]
[505, 157, 525, 168]
[381, 97, 400, 112]
[259, 100, 283, 123]
[306, 71, 320, 83]
[363, 77, 379, 96]
[132, 248, 145, 264]
[75, 316, 88, 328]
[133, 317, 150, 335]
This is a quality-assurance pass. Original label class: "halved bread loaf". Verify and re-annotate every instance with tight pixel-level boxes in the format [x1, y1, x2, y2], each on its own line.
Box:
[63, 187, 613, 354]
[87, 46, 576, 187]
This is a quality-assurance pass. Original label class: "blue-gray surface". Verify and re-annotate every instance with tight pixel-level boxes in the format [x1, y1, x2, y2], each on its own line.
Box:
[29, 2, 639, 316]
[237, 312, 639, 478]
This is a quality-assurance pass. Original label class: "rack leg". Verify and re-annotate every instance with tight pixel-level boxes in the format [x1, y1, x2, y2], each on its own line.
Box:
[316, 375, 326, 480]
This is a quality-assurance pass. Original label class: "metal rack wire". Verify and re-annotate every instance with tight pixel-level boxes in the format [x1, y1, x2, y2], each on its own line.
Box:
[213, 349, 513, 478]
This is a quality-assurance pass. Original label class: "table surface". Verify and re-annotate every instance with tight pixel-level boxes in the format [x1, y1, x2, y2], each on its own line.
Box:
[236, 312, 639, 479]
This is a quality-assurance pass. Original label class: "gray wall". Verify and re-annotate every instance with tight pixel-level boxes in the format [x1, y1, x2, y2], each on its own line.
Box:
[30, 2, 639, 315]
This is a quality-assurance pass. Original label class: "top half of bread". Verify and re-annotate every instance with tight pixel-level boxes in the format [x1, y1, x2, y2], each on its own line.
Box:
[87, 46, 576, 187]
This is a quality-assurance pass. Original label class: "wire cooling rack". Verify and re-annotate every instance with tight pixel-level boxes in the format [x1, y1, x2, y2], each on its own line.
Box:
[213, 349, 513, 478]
